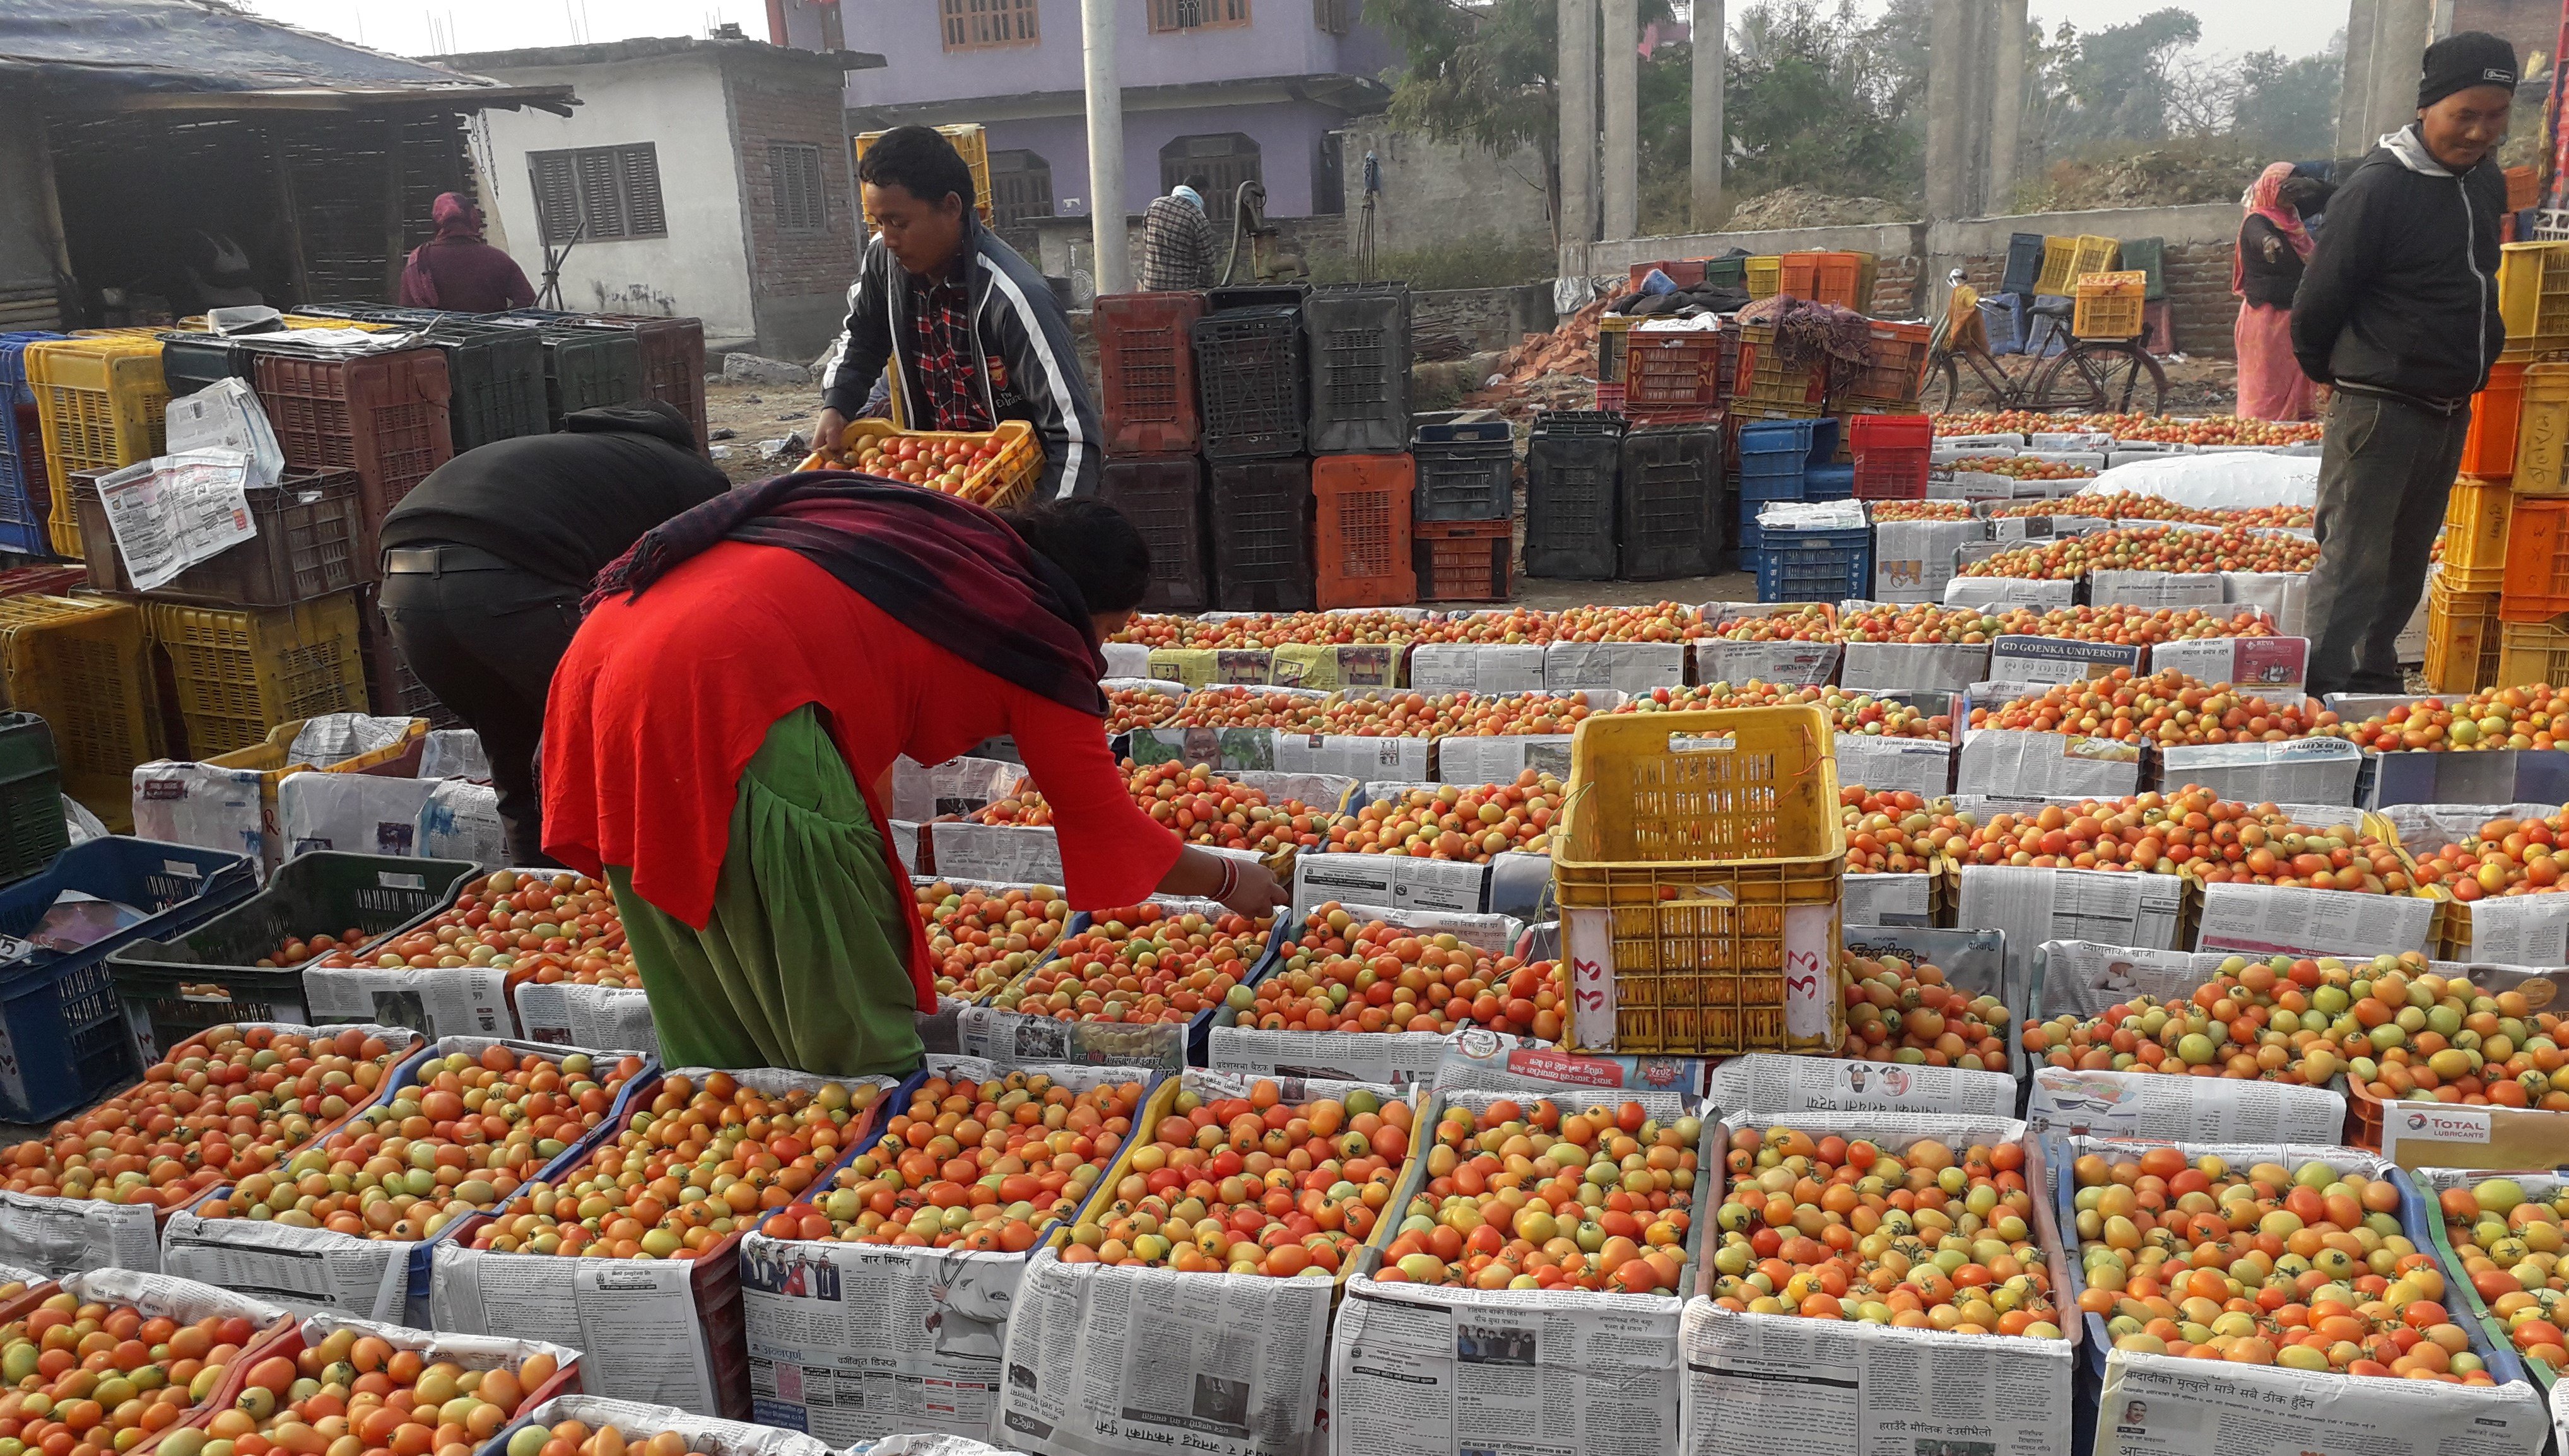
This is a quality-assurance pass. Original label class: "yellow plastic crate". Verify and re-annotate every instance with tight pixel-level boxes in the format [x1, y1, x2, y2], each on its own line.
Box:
[2496, 614, 2569, 686]
[2517, 360, 2569, 493]
[2069, 235, 2120, 285]
[144, 592, 369, 757]
[2072, 270, 2148, 339]
[855, 123, 992, 225]
[200, 715, 428, 870]
[2443, 474, 2515, 573]
[1597, 314, 1634, 384]
[801, 418, 1043, 508]
[2033, 236, 2079, 295]
[2498, 240, 2569, 356]
[26, 336, 169, 558]
[1554, 705, 1845, 1057]
[2425, 580, 2502, 693]
[1744, 256, 1780, 300]
[0, 594, 157, 830]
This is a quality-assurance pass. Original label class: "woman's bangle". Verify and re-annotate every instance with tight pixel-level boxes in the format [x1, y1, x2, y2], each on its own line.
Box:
[1214, 855, 1239, 903]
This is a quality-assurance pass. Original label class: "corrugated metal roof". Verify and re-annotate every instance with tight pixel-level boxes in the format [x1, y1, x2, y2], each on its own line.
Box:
[0, 0, 509, 95]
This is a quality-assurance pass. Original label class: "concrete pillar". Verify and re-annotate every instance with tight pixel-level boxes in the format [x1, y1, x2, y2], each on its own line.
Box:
[1923, 0, 1967, 220]
[1958, 0, 1992, 214]
[1601, 0, 1638, 240]
[1080, 0, 1128, 295]
[2337, 0, 2434, 156]
[1556, 0, 1597, 266]
[1989, 0, 2026, 210]
[1690, 0, 1723, 229]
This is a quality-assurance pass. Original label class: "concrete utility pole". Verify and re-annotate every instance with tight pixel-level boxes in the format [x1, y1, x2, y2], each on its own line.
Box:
[1691, 0, 1723, 230]
[1601, 0, 1638, 239]
[1988, 0, 2026, 209]
[1080, 0, 1128, 295]
[1922, 0, 1966, 220]
[1556, 0, 1598, 267]
[2336, 0, 2434, 157]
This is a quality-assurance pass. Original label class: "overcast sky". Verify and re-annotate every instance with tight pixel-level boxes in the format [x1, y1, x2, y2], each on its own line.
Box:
[245, 0, 2346, 70]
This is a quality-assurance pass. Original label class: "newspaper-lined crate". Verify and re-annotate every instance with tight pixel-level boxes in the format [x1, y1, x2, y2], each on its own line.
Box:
[1095, 291, 1205, 456]
[0, 713, 66, 884]
[0, 334, 62, 556]
[0, 593, 158, 826]
[1554, 704, 1846, 1055]
[1305, 281, 1409, 454]
[27, 334, 170, 557]
[1524, 410, 1621, 580]
[73, 467, 368, 605]
[251, 348, 454, 562]
[145, 592, 369, 758]
[134, 713, 428, 875]
[105, 851, 480, 1059]
[0, 837, 256, 1120]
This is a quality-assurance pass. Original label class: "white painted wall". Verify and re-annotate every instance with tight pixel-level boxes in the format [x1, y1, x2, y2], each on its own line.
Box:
[469, 53, 755, 341]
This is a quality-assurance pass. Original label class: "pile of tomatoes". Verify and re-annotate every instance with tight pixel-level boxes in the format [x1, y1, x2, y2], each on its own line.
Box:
[1967, 667, 2326, 745]
[1960, 525, 2319, 579]
[2317, 686, 2568, 752]
[2413, 812, 2569, 899]
[847, 432, 1005, 495]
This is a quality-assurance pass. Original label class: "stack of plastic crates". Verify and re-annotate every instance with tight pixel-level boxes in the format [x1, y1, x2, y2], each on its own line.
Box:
[413, 320, 550, 454]
[1621, 327, 1723, 423]
[2001, 233, 2045, 296]
[502, 310, 707, 448]
[1207, 458, 1314, 611]
[1312, 452, 1416, 608]
[1409, 420, 1511, 602]
[143, 594, 370, 757]
[0, 594, 157, 830]
[1618, 424, 1722, 579]
[2463, 361, 2527, 481]
[1776, 252, 1869, 310]
[26, 334, 170, 558]
[1849, 414, 1932, 500]
[0, 333, 61, 557]
[1753, 507, 1872, 602]
[253, 346, 454, 563]
[1100, 456, 1210, 611]
[1192, 306, 1307, 460]
[2498, 241, 2569, 358]
[75, 467, 366, 606]
[1734, 418, 1838, 564]
[2512, 361, 2569, 491]
[2425, 573, 2503, 693]
[0, 837, 256, 1120]
[2498, 496, 2569, 681]
[1305, 283, 1409, 454]
[1524, 411, 1622, 581]
[1096, 291, 1206, 455]
[1553, 703, 1846, 1055]
[2072, 271, 2149, 339]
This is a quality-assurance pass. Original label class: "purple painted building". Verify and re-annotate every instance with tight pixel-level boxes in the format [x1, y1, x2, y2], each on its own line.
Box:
[778, 0, 1397, 221]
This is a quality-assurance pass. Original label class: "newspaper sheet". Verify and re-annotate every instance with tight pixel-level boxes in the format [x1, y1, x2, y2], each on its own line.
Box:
[59, 1267, 290, 1326]
[2026, 1066, 2346, 1141]
[1295, 848, 1489, 916]
[2377, 802, 2561, 851]
[1943, 574, 2074, 609]
[2086, 569, 2226, 610]
[2193, 881, 2439, 957]
[1408, 645, 1547, 695]
[286, 713, 414, 763]
[1869, 518, 1983, 603]
[2145, 635, 2308, 696]
[431, 1067, 901, 1417]
[1982, 636, 2143, 684]
[164, 380, 284, 487]
[1430, 1036, 1706, 1098]
[517, 1395, 837, 1456]
[131, 761, 270, 874]
[1207, 1025, 1533, 1086]
[888, 756, 1025, 823]
[1956, 867, 2187, 1002]
[1704, 1052, 2016, 1118]
[511, 981, 659, 1054]
[954, 1005, 1187, 1069]
[1274, 734, 1434, 781]
[1842, 871, 1936, 926]
[1955, 729, 2142, 797]
[1100, 643, 1152, 678]
[2094, 1346, 2547, 1456]
[2156, 737, 2359, 805]
[932, 823, 1264, 888]
[1680, 1300, 2074, 1456]
[2447, 893, 2569, 963]
[277, 773, 440, 858]
[2221, 570, 2309, 637]
[1433, 735, 1575, 784]
[1837, 638, 1989, 692]
[2028, 939, 2223, 1019]
[303, 962, 512, 1041]
[1326, 1272, 1683, 1456]
[1695, 639, 1838, 689]
[418, 729, 489, 781]
[1833, 737, 1955, 799]
[741, 1059, 1153, 1450]
[93, 451, 256, 591]
[0, 1189, 165, 1275]
[417, 780, 505, 866]
[1541, 642, 1687, 694]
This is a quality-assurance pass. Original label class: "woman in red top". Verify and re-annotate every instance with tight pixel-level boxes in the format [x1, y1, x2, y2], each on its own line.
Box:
[541, 481, 1288, 1076]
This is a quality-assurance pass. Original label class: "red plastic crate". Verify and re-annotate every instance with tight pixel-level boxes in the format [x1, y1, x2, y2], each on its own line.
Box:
[2500, 496, 2569, 621]
[1848, 413, 1933, 500]
[0, 565, 86, 597]
[2464, 360, 2527, 477]
[610, 315, 708, 449]
[253, 348, 453, 564]
[1623, 330, 1724, 415]
[1097, 291, 1206, 456]
[1312, 452, 1416, 609]
[1414, 519, 1513, 602]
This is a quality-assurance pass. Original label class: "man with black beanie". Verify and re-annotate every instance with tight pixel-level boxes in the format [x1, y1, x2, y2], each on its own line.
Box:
[2291, 30, 2515, 696]
[377, 401, 730, 864]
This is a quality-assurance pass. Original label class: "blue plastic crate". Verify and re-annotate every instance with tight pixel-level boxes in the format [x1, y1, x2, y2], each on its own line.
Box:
[1804, 464, 1855, 501]
[1739, 417, 1839, 471]
[0, 332, 64, 558]
[1737, 518, 1765, 556]
[1977, 295, 2026, 356]
[1737, 457, 1806, 502]
[0, 837, 257, 1120]
[2001, 234, 2046, 296]
[1755, 526, 1872, 603]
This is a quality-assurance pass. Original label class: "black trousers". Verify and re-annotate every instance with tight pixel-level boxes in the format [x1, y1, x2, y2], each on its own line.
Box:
[2303, 389, 2471, 696]
[378, 549, 582, 866]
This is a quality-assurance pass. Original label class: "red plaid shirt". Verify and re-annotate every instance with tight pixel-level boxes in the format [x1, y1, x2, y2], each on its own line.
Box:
[908, 265, 994, 432]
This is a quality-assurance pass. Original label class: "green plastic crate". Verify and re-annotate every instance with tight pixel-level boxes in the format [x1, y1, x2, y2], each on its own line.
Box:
[0, 713, 66, 884]
[2119, 237, 2166, 301]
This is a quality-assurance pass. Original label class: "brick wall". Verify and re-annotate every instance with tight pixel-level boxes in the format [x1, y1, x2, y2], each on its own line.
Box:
[729, 56, 862, 358]
[1870, 255, 1921, 318]
[2160, 240, 2240, 360]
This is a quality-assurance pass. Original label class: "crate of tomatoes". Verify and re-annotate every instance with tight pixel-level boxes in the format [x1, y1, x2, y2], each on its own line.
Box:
[801, 419, 1042, 508]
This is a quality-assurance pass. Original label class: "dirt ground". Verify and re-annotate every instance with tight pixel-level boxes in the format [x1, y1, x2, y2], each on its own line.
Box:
[705, 379, 826, 484]
[1935, 353, 2243, 413]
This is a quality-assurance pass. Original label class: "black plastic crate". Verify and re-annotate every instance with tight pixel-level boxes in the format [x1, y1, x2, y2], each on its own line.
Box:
[1526, 413, 1623, 579]
[1305, 283, 1409, 454]
[2001, 233, 2046, 296]
[0, 713, 67, 885]
[1413, 439, 1513, 521]
[1193, 307, 1307, 461]
[1208, 285, 1308, 316]
[1208, 457, 1315, 611]
[1617, 424, 1722, 580]
[159, 335, 258, 399]
[1100, 455, 1209, 611]
[420, 322, 550, 452]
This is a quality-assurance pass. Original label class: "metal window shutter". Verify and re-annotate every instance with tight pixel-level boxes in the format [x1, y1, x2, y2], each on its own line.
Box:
[529, 151, 580, 244]
[619, 144, 666, 237]
[573, 148, 627, 238]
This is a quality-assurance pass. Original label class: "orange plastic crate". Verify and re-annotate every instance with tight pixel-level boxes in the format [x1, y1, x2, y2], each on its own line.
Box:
[2501, 496, 2569, 621]
[1413, 519, 1512, 602]
[1312, 453, 1416, 609]
[2462, 361, 2526, 476]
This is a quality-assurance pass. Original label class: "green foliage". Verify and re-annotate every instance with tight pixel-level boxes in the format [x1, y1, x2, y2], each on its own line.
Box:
[1365, 0, 1568, 160]
[2232, 40, 2343, 157]
[2043, 8, 2203, 143]
[1721, 0, 1922, 203]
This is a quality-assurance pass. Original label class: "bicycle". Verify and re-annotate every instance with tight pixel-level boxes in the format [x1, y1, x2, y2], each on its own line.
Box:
[1926, 269, 2168, 416]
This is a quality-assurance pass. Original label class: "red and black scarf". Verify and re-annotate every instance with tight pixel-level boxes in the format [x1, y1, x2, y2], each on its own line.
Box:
[587, 473, 1107, 715]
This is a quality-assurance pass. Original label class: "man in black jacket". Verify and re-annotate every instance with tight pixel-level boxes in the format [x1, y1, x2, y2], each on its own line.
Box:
[378, 401, 729, 864]
[814, 126, 1100, 499]
[2291, 32, 2516, 695]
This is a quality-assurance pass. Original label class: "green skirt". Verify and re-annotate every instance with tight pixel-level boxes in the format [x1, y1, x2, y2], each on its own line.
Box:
[607, 703, 925, 1076]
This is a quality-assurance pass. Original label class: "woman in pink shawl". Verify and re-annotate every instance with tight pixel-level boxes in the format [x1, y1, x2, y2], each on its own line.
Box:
[399, 192, 536, 314]
[2234, 162, 2324, 420]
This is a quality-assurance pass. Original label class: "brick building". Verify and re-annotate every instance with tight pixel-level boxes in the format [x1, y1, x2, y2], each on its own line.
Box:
[444, 35, 882, 358]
